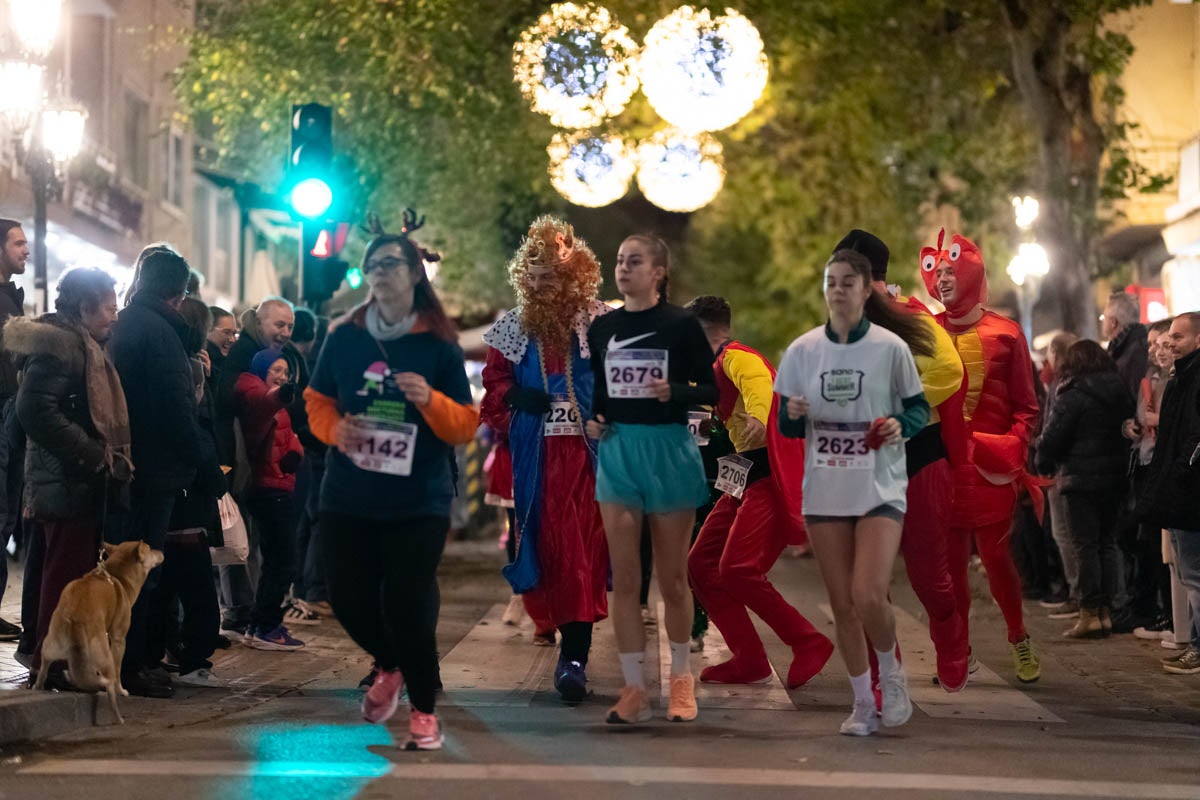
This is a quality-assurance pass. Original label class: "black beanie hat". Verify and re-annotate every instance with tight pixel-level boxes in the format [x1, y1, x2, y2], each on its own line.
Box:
[833, 229, 890, 281]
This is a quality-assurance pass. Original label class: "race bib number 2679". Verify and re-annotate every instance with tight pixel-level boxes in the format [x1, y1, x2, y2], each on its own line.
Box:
[605, 349, 669, 399]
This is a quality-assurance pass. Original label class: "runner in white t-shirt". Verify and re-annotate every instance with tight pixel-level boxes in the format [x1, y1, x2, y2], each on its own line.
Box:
[774, 249, 930, 736]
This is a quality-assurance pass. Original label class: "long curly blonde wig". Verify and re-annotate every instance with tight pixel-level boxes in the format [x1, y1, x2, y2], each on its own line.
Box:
[507, 215, 602, 350]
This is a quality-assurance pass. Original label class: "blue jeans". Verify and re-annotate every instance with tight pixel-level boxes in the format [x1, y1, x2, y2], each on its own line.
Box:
[1169, 529, 1200, 647]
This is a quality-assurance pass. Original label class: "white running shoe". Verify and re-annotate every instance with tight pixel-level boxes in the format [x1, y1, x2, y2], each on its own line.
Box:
[839, 699, 879, 736]
[501, 595, 525, 626]
[175, 668, 229, 688]
[880, 668, 913, 728]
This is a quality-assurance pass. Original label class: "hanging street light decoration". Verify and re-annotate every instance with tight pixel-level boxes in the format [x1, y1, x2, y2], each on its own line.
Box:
[38, 100, 87, 166]
[638, 6, 769, 134]
[635, 128, 725, 213]
[513, 2, 640, 130]
[547, 131, 636, 208]
[8, 0, 63, 59]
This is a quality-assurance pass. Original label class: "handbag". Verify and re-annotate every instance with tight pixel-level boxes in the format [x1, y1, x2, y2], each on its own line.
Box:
[210, 493, 250, 565]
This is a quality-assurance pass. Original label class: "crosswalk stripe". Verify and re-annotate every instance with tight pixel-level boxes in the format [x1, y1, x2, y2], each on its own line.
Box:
[439, 604, 555, 707]
[655, 601, 795, 710]
[818, 603, 1064, 723]
[17, 759, 1200, 797]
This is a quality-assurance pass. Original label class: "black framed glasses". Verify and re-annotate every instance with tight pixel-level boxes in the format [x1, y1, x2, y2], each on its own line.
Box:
[363, 255, 407, 274]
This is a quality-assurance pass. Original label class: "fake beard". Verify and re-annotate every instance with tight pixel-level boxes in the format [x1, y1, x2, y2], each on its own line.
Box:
[520, 283, 580, 350]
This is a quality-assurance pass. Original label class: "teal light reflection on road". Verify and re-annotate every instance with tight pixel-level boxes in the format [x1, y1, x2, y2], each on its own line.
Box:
[218, 721, 394, 800]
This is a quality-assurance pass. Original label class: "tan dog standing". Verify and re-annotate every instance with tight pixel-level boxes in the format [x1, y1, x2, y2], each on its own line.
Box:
[34, 541, 164, 724]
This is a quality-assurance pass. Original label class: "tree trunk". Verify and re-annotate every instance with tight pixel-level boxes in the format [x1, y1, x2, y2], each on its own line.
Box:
[1001, 0, 1101, 340]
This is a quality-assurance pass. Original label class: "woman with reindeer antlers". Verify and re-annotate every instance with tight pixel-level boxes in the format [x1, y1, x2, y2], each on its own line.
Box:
[304, 211, 478, 751]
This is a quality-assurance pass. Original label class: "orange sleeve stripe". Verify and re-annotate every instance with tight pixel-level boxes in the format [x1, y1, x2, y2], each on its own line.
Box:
[419, 390, 480, 445]
[303, 387, 341, 446]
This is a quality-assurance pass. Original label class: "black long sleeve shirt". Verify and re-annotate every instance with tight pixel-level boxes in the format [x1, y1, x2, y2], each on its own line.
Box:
[587, 302, 718, 425]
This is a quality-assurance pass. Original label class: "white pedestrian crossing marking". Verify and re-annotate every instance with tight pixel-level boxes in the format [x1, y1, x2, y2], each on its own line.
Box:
[439, 604, 556, 707]
[818, 603, 1064, 723]
[655, 601, 794, 710]
[17, 760, 1200, 798]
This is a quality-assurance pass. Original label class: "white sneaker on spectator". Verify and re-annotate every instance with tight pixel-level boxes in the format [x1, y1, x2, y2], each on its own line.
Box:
[1162, 639, 1186, 650]
[175, 668, 229, 688]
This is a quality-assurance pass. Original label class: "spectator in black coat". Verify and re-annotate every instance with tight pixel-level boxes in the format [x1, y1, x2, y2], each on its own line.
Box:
[205, 306, 237, 465]
[1037, 340, 1134, 639]
[0, 218, 29, 643]
[107, 246, 225, 697]
[1104, 292, 1149, 407]
[1141, 312, 1200, 674]
[5, 268, 127, 684]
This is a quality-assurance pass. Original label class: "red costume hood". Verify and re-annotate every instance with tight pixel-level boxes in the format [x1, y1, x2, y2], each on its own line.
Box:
[920, 229, 986, 319]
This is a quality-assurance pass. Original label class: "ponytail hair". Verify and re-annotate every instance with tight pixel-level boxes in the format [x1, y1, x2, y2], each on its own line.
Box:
[828, 249, 934, 358]
[354, 210, 457, 342]
[623, 234, 671, 304]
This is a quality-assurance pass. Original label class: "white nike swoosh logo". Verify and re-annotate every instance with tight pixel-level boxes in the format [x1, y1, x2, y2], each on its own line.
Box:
[607, 332, 656, 351]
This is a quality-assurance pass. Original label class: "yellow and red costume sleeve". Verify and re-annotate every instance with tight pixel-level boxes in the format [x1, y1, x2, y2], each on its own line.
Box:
[714, 342, 806, 545]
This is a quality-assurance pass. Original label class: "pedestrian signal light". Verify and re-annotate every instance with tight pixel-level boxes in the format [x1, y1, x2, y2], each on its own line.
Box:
[287, 103, 336, 218]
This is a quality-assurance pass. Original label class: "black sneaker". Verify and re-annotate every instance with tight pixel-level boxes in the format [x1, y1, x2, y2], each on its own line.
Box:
[1110, 608, 1149, 635]
[1037, 592, 1069, 608]
[1163, 646, 1200, 675]
[0, 617, 20, 641]
[358, 663, 379, 690]
[123, 669, 174, 698]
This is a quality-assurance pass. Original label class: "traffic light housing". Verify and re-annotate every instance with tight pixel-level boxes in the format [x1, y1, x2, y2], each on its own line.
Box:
[302, 220, 352, 306]
[288, 103, 335, 218]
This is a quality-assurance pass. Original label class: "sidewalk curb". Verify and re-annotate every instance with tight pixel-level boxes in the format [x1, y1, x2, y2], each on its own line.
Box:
[0, 690, 96, 746]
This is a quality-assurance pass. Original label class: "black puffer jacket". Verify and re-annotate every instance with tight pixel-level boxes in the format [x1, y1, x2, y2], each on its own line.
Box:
[1036, 370, 1133, 494]
[1140, 349, 1200, 530]
[6, 315, 109, 519]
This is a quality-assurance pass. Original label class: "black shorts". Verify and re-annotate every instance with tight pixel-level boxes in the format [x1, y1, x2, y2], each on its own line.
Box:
[805, 503, 905, 526]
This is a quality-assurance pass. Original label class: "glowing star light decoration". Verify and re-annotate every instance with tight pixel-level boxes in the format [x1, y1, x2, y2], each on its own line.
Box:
[548, 132, 636, 208]
[636, 129, 725, 213]
[513, 3, 640, 130]
[639, 6, 768, 134]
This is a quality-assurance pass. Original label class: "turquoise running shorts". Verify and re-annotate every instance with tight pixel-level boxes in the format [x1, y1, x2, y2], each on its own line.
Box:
[595, 422, 709, 514]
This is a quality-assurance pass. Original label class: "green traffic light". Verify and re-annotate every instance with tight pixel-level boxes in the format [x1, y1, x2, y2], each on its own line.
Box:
[345, 266, 363, 290]
[291, 177, 334, 218]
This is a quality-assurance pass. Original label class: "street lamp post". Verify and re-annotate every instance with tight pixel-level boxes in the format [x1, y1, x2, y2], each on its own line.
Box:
[1008, 196, 1049, 344]
[0, 0, 86, 312]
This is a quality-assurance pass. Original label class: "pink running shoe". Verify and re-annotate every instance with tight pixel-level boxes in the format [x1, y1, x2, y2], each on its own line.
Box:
[405, 708, 444, 751]
[361, 668, 404, 724]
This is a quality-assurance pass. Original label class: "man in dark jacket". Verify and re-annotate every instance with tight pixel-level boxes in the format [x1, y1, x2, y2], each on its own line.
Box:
[0, 218, 28, 642]
[6, 268, 128, 682]
[1104, 292, 1149, 401]
[1142, 312, 1200, 675]
[107, 247, 225, 696]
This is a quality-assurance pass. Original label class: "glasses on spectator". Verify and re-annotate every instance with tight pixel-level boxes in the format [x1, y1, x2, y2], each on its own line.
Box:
[363, 255, 407, 274]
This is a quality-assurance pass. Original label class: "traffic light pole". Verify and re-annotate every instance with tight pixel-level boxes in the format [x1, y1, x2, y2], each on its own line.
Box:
[296, 219, 307, 308]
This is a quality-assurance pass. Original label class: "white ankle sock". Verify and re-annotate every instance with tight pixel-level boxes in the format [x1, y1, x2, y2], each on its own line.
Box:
[875, 645, 899, 680]
[669, 640, 691, 677]
[619, 652, 646, 690]
[849, 670, 873, 704]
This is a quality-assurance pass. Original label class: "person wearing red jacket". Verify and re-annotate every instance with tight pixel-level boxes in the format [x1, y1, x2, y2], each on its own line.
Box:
[234, 347, 304, 652]
[480, 216, 611, 703]
[918, 229, 1042, 683]
[685, 296, 834, 690]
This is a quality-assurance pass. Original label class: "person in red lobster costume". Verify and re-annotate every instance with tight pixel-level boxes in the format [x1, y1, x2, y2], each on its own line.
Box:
[835, 230, 971, 693]
[481, 216, 612, 703]
[919, 229, 1042, 683]
[685, 296, 834, 689]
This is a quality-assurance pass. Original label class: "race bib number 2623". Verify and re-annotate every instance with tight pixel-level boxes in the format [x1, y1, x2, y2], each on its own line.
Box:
[811, 421, 873, 471]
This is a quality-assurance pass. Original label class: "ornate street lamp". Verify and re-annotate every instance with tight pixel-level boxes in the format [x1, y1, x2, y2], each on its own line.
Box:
[0, 0, 86, 312]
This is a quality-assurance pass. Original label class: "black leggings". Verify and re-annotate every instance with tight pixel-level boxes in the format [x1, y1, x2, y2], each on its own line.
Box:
[559, 621, 593, 665]
[322, 511, 447, 714]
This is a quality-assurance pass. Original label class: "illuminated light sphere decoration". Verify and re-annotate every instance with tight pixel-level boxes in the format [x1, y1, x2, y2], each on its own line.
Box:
[513, 3, 640, 130]
[547, 132, 636, 208]
[638, 6, 769, 134]
[635, 129, 725, 213]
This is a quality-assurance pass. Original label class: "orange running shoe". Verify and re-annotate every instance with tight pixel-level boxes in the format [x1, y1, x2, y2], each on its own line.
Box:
[667, 674, 698, 722]
[605, 686, 652, 724]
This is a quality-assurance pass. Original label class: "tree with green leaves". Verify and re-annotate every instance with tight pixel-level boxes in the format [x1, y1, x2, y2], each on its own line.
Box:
[176, 0, 1168, 354]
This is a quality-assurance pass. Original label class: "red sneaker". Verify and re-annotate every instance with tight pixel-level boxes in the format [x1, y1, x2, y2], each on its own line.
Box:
[362, 668, 404, 724]
[786, 632, 835, 689]
[699, 657, 772, 685]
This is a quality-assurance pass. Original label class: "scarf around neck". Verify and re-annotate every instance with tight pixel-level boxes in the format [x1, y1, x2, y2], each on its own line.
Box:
[366, 303, 417, 342]
[83, 329, 133, 478]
